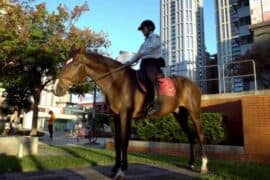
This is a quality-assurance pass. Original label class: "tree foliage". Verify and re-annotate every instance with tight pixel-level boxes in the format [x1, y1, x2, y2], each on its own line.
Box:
[0, 0, 110, 134]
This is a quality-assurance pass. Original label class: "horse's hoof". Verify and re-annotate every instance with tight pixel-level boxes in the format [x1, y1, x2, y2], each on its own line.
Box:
[189, 164, 195, 170]
[112, 169, 125, 180]
[200, 167, 208, 175]
[201, 157, 208, 174]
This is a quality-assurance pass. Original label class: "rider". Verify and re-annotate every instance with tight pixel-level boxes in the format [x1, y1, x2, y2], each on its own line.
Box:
[129, 20, 165, 115]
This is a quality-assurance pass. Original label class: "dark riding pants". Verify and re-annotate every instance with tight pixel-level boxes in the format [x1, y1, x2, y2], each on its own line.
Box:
[140, 58, 165, 107]
[48, 124, 53, 139]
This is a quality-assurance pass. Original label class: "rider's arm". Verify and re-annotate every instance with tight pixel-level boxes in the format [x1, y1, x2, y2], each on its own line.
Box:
[127, 34, 161, 65]
[138, 34, 161, 56]
[128, 53, 142, 64]
[127, 43, 144, 64]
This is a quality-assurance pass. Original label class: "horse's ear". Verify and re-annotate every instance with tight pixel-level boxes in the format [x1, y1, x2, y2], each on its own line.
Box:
[69, 44, 86, 57]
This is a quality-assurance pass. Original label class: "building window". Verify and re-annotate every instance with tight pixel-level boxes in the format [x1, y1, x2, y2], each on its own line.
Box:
[239, 16, 251, 26]
[221, 11, 225, 23]
[189, 36, 193, 48]
[240, 35, 253, 45]
[242, 0, 249, 7]
[185, 0, 189, 9]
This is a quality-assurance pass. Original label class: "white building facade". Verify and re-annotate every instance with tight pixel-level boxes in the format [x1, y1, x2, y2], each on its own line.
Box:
[160, 0, 206, 85]
[215, 0, 254, 92]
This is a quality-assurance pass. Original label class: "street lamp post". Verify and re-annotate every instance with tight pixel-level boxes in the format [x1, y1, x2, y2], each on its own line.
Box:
[88, 83, 97, 144]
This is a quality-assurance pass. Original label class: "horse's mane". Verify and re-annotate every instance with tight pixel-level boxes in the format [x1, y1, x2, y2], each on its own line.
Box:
[85, 52, 128, 69]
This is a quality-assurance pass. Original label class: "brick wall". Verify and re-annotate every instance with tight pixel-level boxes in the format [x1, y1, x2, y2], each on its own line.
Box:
[201, 98, 243, 145]
[106, 91, 270, 163]
[201, 92, 270, 163]
[242, 96, 270, 163]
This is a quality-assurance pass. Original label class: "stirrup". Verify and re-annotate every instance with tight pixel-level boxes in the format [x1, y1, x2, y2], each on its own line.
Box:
[147, 103, 159, 115]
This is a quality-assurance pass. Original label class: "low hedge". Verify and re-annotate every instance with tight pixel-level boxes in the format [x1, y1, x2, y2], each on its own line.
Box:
[132, 113, 227, 145]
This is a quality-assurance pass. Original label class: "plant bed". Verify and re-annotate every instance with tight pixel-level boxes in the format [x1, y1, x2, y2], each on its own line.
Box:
[0, 136, 38, 158]
[105, 139, 245, 161]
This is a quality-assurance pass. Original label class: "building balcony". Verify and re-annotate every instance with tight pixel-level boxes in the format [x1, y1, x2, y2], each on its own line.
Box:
[230, 0, 239, 7]
[230, 0, 239, 11]
[231, 34, 240, 40]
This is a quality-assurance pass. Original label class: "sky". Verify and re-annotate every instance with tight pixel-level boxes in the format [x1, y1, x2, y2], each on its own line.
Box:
[41, 0, 217, 58]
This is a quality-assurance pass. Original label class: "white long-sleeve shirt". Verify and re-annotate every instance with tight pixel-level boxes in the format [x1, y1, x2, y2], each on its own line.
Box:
[130, 32, 161, 62]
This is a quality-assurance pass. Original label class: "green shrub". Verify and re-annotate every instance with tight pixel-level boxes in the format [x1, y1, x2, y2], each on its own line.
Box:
[201, 113, 227, 144]
[132, 113, 227, 145]
[132, 115, 187, 142]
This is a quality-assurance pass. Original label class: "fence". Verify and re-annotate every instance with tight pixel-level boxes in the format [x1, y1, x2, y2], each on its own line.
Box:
[166, 60, 257, 94]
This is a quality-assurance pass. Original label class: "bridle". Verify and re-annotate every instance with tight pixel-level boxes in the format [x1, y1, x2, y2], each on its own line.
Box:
[60, 56, 132, 87]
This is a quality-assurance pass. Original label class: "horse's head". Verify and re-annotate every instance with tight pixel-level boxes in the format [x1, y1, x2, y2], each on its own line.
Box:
[54, 51, 87, 96]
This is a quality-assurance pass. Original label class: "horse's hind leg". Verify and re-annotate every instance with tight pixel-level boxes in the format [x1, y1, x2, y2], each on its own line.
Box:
[173, 107, 195, 168]
[190, 110, 208, 174]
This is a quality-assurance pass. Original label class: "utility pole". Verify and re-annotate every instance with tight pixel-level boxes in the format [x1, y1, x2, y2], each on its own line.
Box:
[92, 83, 97, 122]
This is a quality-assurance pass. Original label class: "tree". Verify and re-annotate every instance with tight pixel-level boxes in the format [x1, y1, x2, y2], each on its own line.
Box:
[2, 84, 33, 112]
[0, 0, 110, 135]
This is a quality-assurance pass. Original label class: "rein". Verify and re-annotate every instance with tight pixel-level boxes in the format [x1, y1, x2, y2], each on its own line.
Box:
[75, 62, 133, 86]
[92, 63, 131, 82]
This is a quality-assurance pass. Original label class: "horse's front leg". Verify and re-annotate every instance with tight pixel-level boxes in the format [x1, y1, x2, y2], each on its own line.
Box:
[113, 111, 132, 179]
[111, 116, 121, 175]
[121, 112, 132, 171]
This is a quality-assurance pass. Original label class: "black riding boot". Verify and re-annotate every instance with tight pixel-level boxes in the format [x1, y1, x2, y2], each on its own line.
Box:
[146, 83, 159, 115]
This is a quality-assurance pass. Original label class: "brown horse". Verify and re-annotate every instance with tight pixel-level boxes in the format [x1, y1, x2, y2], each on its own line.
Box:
[54, 49, 208, 179]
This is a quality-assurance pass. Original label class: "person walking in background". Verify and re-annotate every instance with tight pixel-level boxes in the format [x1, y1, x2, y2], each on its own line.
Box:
[10, 106, 19, 124]
[48, 110, 56, 140]
[9, 106, 19, 135]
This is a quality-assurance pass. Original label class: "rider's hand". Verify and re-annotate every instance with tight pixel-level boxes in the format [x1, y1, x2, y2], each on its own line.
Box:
[127, 53, 141, 65]
[126, 59, 136, 65]
[127, 60, 138, 66]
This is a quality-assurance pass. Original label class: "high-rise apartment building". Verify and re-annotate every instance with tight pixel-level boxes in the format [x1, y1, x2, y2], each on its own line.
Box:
[160, 0, 206, 83]
[250, 0, 270, 43]
[215, 0, 253, 92]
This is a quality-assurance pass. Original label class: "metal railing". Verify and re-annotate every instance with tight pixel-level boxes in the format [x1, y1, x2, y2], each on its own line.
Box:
[222, 59, 257, 93]
[166, 59, 257, 94]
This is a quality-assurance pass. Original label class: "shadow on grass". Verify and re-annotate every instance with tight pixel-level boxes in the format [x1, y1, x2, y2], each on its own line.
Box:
[128, 152, 192, 167]
[56, 146, 98, 166]
[86, 148, 114, 161]
[55, 146, 114, 166]
[27, 155, 45, 170]
[0, 154, 22, 173]
[24, 137, 45, 171]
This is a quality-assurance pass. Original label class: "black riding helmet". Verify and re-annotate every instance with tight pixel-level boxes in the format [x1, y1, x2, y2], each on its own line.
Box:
[138, 20, 155, 31]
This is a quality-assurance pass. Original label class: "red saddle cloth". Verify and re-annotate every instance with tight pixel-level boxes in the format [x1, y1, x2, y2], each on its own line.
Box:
[158, 77, 176, 96]
[136, 74, 176, 97]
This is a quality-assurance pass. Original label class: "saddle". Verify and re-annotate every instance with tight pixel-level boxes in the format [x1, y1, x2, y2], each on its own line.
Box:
[136, 70, 176, 97]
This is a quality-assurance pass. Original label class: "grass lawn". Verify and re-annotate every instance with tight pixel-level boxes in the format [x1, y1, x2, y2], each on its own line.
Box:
[0, 144, 270, 179]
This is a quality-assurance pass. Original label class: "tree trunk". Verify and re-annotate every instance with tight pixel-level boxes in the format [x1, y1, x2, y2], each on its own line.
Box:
[30, 91, 41, 136]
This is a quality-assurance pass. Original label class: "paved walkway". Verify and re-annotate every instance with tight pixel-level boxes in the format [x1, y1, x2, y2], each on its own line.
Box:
[0, 163, 201, 180]
[38, 131, 107, 147]
[0, 131, 201, 179]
